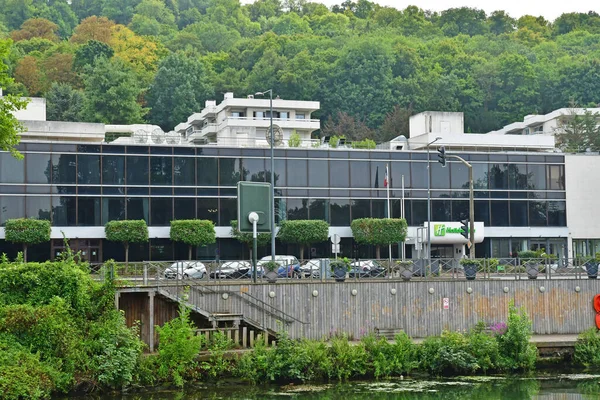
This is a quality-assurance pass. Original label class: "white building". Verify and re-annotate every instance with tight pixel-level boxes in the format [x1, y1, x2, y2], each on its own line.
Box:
[174, 92, 320, 147]
[487, 108, 600, 136]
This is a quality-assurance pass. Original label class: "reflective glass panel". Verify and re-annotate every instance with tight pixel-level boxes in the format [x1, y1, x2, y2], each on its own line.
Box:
[472, 163, 488, 189]
[410, 162, 427, 189]
[102, 155, 125, 185]
[527, 164, 546, 190]
[474, 200, 490, 225]
[309, 199, 328, 221]
[0, 153, 24, 183]
[52, 154, 76, 184]
[350, 161, 370, 188]
[78, 197, 101, 226]
[507, 164, 528, 190]
[78, 155, 100, 184]
[150, 157, 172, 185]
[197, 158, 217, 186]
[151, 197, 172, 226]
[488, 164, 508, 189]
[351, 199, 370, 220]
[243, 158, 266, 182]
[174, 198, 195, 220]
[412, 200, 427, 226]
[219, 198, 236, 226]
[451, 162, 468, 189]
[529, 200, 547, 226]
[490, 200, 509, 226]
[548, 201, 566, 226]
[127, 197, 149, 222]
[286, 198, 308, 220]
[219, 158, 242, 186]
[0, 196, 25, 224]
[102, 198, 125, 223]
[197, 198, 218, 224]
[431, 200, 451, 221]
[452, 200, 468, 221]
[430, 162, 450, 189]
[372, 200, 387, 219]
[391, 161, 410, 189]
[126, 156, 149, 185]
[547, 165, 565, 190]
[26, 196, 51, 219]
[287, 159, 307, 187]
[330, 199, 350, 226]
[26, 153, 52, 184]
[510, 201, 528, 226]
[308, 160, 327, 187]
[329, 160, 349, 188]
[174, 157, 195, 186]
[52, 196, 76, 226]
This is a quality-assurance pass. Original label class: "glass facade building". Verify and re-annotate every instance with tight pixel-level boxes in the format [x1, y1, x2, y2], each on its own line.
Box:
[0, 143, 567, 262]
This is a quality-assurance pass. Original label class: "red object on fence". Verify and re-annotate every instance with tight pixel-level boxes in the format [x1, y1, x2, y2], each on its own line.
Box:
[596, 313, 600, 330]
[594, 294, 600, 313]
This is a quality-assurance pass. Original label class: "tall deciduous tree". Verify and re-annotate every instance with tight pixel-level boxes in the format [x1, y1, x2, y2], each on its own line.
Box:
[105, 220, 149, 266]
[555, 109, 600, 153]
[0, 39, 28, 157]
[351, 218, 408, 259]
[70, 16, 115, 44]
[46, 83, 84, 122]
[5, 218, 51, 262]
[81, 57, 147, 124]
[10, 18, 60, 42]
[73, 39, 115, 71]
[146, 52, 213, 130]
[278, 219, 329, 261]
[170, 220, 216, 260]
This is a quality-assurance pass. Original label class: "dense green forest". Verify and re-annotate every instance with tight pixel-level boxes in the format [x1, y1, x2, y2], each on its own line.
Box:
[1, 0, 600, 141]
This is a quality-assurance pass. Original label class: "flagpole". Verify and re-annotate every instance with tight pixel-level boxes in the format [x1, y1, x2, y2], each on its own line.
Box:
[401, 174, 406, 260]
[386, 164, 392, 265]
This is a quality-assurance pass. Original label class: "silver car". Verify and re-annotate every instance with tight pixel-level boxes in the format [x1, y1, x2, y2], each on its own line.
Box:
[164, 261, 207, 279]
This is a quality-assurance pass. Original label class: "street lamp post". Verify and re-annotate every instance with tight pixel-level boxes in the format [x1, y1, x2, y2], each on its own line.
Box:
[426, 137, 443, 272]
[255, 89, 275, 262]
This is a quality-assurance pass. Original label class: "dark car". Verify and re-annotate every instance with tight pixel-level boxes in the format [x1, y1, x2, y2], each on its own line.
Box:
[348, 260, 387, 278]
[209, 261, 255, 279]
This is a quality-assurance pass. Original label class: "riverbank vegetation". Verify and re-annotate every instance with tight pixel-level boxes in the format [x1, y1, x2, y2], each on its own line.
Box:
[2, 259, 596, 399]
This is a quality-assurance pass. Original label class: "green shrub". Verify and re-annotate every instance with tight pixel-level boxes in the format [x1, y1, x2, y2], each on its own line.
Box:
[467, 331, 500, 373]
[574, 328, 600, 367]
[351, 218, 408, 259]
[277, 219, 329, 261]
[496, 301, 538, 371]
[351, 138, 376, 149]
[288, 131, 301, 147]
[155, 304, 202, 387]
[327, 334, 368, 381]
[202, 331, 234, 379]
[105, 220, 149, 265]
[419, 331, 479, 376]
[362, 332, 418, 378]
[170, 220, 216, 260]
[4, 218, 51, 262]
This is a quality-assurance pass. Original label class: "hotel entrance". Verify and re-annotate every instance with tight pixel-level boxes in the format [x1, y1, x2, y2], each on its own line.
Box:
[51, 239, 102, 262]
[431, 244, 454, 258]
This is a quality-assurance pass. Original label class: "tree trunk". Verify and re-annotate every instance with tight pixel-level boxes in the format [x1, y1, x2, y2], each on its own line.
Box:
[188, 245, 192, 260]
[23, 243, 27, 263]
[376, 245, 381, 260]
[300, 245, 305, 262]
[125, 242, 129, 267]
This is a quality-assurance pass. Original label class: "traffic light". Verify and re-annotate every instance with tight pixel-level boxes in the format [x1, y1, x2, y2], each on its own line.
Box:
[437, 146, 446, 167]
[459, 219, 469, 239]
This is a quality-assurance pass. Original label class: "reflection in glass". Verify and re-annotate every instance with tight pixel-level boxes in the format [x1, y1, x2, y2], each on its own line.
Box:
[451, 162, 468, 189]
[26, 196, 51, 220]
[52, 154, 76, 184]
[350, 161, 370, 188]
[102, 155, 124, 185]
[490, 201, 509, 226]
[52, 196, 76, 225]
[507, 164, 528, 189]
[391, 161, 409, 189]
[510, 201, 528, 226]
[431, 200, 451, 221]
[351, 199, 370, 220]
[127, 156, 149, 185]
[286, 198, 308, 220]
[0, 196, 25, 224]
[174, 157, 195, 186]
[26, 153, 52, 184]
[529, 200, 547, 226]
[430, 162, 450, 189]
[219, 198, 236, 226]
[150, 157, 172, 185]
[371, 161, 387, 189]
[412, 200, 427, 225]
[197, 198, 218, 224]
[243, 158, 266, 182]
[472, 163, 488, 189]
[78, 197, 101, 226]
[372, 199, 386, 218]
[0, 153, 24, 183]
[474, 200, 490, 225]
[330, 199, 350, 226]
[309, 199, 328, 221]
[127, 197, 149, 222]
[410, 162, 427, 189]
[78, 155, 100, 184]
[548, 201, 566, 226]
[548, 165, 565, 190]
[151, 197, 172, 226]
[219, 158, 242, 186]
[452, 200, 468, 221]
[197, 158, 217, 186]
[102, 198, 125, 223]
[287, 159, 307, 187]
[488, 164, 508, 189]
[527, 164, 546, 190]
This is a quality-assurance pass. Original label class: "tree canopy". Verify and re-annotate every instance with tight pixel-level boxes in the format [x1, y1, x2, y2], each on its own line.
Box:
[1, 1, 600, 137]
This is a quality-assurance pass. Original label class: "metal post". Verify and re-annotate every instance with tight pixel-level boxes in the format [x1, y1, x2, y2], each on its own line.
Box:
[401, 174, 405, 260]
[469, 164, 475, 259]
[249, 212, 259, 283]
[269, 90, 275, 262]
[426, 137, 442, 272]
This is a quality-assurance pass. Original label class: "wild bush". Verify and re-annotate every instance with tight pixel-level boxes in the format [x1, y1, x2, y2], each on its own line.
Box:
[419, 331, 480, 376]
[202, 331, 234, 379]
[496, 302, 538, 371]
[327, 334, 368, 381]
[574, 328, 600, 367]
[361, 332, 418, 378]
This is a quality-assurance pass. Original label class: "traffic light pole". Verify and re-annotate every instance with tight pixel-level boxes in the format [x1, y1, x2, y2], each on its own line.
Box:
[447, 155, 475, 259]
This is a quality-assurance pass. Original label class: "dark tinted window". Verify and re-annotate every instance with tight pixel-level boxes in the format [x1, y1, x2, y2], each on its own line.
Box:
[330, 199, 350, 226]
[174, 198, 195, 220]
[529, 200, 547, 226]
[78, 197, 101, 226]
[430, 162, 450, 189]
[391, 161, 410, 189]
[150, 157, 172, 185]
[472, 163, 488, 189]
[286, 198, 308, 220]
[474, 200, 490, 225]
[102, 198, 125, 223]
[507, 164, 528, 189]
[330, 160, 349, 188]
[0, 196, 24, 224]
[548, 165, 565, 190]
[548, 201, 566, 226]
[151, 197, 172, 225]
[350, 161, 370, 188]
[78, 155, 100, 184]
[26, 196, 51, 219]
[197, 198, 218, 224]
[102, 155, 124, 185]
[243, 158, 266, 182]
[219, 198, 236, 226]
[287, 159, 307, 187]
[52, 154, 76, 184]
[432, 200, 451, 220]
[174, 157, 195, 186]
[410, 162, 427, 189]
[510, 201, 528, 226]
[309, 199, 328, 220]
[126, 156, 149, 185]
[352, 199, 370, 220]
[527, 164, 546, 190]
[412, 200, 427, 225]
[308, 160, 328, 187]
[127, 197, 149, 222]
[52, 196, 76, 226]
[372, 200, 386, 219]
[488, 164, 507, 189]
[490, 201, 509, 226]
[452, 200, 468, 220]
[197, 158, 217, 186]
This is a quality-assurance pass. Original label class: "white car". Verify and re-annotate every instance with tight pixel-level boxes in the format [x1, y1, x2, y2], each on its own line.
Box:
[258, 255, 301, 278]
[164, 261, 207, 279]
[299, 259, 329, 278]
[210, 261, 255, 279]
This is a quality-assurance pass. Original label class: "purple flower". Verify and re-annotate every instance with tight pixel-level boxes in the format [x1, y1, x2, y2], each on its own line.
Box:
[489, 322, 507, 336]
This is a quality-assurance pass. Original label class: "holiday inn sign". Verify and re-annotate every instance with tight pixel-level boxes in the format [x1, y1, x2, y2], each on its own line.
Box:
[434, 224, 476, 236]
[426, 222, 485, 244]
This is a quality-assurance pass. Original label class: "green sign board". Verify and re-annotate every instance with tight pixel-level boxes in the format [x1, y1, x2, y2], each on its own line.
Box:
[434, 224, 475, 237]
[237, 182, 272, 233]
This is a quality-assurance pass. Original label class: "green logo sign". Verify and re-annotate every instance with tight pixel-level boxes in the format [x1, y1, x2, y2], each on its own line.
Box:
[433, 224, 475, 236]
[434, 224, 446, 236]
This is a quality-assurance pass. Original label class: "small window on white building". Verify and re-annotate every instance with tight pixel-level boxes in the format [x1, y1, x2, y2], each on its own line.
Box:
[532, 125, 544, 134]
[296, 113, 305, 120]
[231, 111, 245, 118]
[279, 111, 289, 119]
[254, 111, 265, 119]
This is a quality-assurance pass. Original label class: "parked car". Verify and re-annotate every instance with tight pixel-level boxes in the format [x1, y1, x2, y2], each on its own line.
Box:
[348, 260, 387, 278]
[209, 261, 258, 279]
[258, 255, 301, 278]
[164, 261, 207, 279]
[299, 259, 330, 279]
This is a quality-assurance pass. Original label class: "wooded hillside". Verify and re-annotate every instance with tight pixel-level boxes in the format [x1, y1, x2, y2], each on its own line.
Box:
[1, 0, 600, 140]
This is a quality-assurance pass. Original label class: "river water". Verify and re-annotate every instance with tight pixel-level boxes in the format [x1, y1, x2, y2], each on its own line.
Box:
[59, 374, 600, 400]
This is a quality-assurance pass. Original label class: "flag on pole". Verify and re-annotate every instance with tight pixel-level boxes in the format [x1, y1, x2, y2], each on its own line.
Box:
[384, 165, 389, 188]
